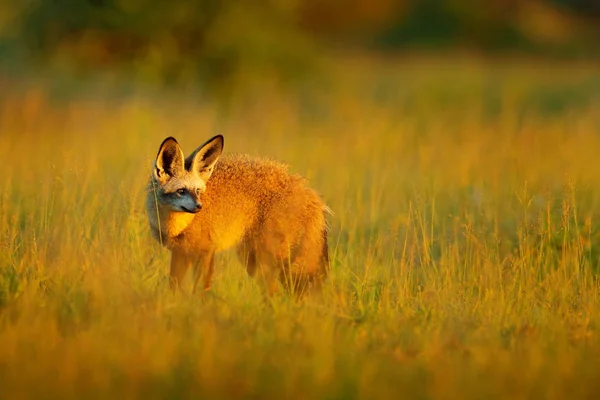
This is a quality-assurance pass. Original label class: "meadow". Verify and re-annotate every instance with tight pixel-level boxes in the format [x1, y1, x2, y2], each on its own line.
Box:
[1, 56, 600, 399]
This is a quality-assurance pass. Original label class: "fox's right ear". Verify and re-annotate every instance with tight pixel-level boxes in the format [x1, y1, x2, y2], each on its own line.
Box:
[185, 135, 224, 181]
[154, 137, 185, 183]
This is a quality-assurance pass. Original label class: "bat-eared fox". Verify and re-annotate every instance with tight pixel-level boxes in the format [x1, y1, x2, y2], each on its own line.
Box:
[147, 135, 331, 297]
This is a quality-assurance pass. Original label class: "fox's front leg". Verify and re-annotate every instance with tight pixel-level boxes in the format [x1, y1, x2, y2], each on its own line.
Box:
[170, 250, 192, 291]
[192, 249, 215, 293]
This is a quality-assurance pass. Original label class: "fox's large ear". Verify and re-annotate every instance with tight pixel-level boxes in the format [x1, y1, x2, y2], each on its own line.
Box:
[154, 137, 185, 183]
[185, 135, 224, 181]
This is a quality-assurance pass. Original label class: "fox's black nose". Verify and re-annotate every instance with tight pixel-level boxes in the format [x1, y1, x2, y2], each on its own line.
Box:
[194, 202, 202, 211]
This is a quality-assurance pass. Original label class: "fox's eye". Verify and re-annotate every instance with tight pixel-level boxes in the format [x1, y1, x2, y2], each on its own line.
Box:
[176, 188, 186, 195]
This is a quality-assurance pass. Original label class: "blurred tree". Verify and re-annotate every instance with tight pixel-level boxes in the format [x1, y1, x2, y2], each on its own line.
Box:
[375, 0, 598, 53]
[10, 0, 319, 96]
[551, 0, 600, 17]
[0, 0, 22, 36]
[299, 0, 406, 38]
[1, 0, 598, 98]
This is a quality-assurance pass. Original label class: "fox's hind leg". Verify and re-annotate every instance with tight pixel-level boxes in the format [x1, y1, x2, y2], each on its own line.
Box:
[238, 244, 278, 296]
[237, 244, 257, 277]
[280, 227, 329, 298]
[191, 249, 216, 293]
[254, 251, 281, 297]
[170, 250, 192, 291]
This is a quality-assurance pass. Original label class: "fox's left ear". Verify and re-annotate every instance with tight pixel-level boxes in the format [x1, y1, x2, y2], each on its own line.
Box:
[186, 135, 224, 181]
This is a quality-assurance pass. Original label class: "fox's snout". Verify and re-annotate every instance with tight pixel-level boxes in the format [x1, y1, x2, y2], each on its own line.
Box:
[182, 201, 202, 214]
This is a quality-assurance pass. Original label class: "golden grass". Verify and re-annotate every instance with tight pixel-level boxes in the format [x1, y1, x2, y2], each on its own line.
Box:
[1, 56, 600, 399]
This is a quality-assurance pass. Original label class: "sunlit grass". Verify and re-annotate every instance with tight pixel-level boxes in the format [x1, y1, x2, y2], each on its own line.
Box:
[1, 56, 600, 398]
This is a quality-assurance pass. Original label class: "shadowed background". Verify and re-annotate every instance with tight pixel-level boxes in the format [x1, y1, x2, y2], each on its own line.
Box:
[1, 0, 599, 101]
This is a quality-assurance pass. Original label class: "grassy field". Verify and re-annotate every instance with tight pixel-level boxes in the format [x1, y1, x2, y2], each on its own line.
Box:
[2, 56, 600, 399]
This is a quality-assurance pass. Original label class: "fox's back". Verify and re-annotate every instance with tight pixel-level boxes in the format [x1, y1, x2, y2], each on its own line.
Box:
[177, 154, 325, 252]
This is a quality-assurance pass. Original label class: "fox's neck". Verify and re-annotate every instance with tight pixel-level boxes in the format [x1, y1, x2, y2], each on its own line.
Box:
[149, 206, 195, 242]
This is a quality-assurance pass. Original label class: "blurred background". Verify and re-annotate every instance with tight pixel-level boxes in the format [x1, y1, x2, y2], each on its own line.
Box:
[0, 0, 598, 107]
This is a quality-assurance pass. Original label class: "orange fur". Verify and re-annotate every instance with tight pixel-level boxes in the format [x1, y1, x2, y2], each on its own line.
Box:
[147, 136, 331, 296]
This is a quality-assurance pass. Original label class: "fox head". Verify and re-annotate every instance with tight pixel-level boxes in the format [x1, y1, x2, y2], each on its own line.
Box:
[151, 135, 224, 213]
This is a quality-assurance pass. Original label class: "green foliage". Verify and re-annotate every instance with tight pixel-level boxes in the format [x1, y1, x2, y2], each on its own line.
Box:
[7, 0, 318, 95]
[2, 0, 599, 101]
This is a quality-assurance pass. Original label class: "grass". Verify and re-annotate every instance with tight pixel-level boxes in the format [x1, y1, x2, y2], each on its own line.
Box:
[1, 55, 600, 399]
